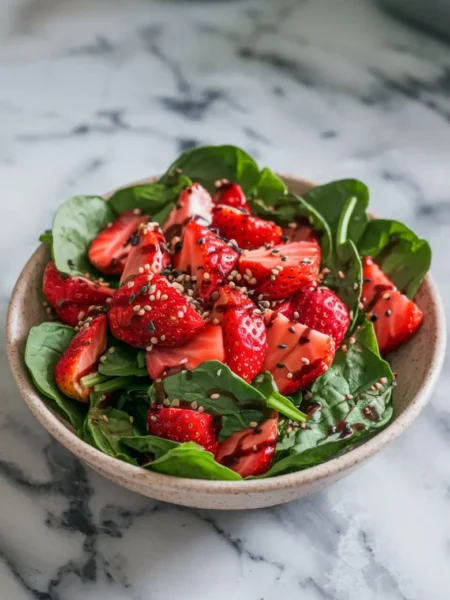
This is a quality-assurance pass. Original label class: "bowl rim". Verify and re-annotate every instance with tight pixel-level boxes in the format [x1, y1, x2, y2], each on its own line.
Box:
[6, 174, 447, 497]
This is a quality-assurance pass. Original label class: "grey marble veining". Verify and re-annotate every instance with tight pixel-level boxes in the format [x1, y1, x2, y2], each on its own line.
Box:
[1, 0, 450, 598]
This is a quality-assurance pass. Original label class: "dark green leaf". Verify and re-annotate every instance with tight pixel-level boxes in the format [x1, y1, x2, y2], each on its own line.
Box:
[254, 372, 307, 423]
[98, 343, 148, 378]
[161, 145, 260, 193]
[358, 219, 431, 298]
[303, 179, 369, 245]
[51, 195, 115, 277]
[24, 322, 87, 429]
[145, 442, 242, 480]
[86, 407, 137, 463]
[251, 167, 287, 203]
[108, 174, 192, 218]
[116, 389, 150, 434]
[39, 231, 53, 246]
[120, 434, 178, 459]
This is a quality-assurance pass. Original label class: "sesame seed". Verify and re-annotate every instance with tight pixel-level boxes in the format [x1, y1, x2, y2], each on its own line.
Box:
[129, 416, 134, 423]
[229, 281, 236, 289]
[338, 271, 345, 279]
[278, 344, 288, 349]
[217, 369, 222, 376]
[138, 267, 144, 274]
[286, 373, 293, 379]
[383, 293, 391, 300]
[144, 305, 151, 311]
[271, 268, 279, 275]
[146, 345, 153, 352]
[160, 334, 166, 341]
[150, 415, 159, 422]
[270, 275, 276, 281]
[198, 406, 205, 413]
[149, 295, 155, 301]
[288, 326, 296, 333]
[353, 282, 359, 290]
[179, 358, 188, 365]
[380, 377, 388, 385]
[276, 362, 286, 368]
[203, 272, 211, 280]
[108, 347, 115, 354]
[150, 337, 158, 345]
[177, 310, 184, 318]
[102, 414, 109, 422]
[172, 282, 184, 292]
[133, 305, 141, 312]
[106, 298, 112, 304]
[156, 290, 161, 300]
[171, 399, 180, 407]
[345, 393, 354, 400]
[249, 277, 257, 285]
[249, 421, 258, 428]
[127, 281, 134, 289]
[138, 309, 145, 316]
[287, 222, 298, 229]
[375, 382, 382, 389]
[301, 357, 310, 365]
[322, 267, 331, 275]
[149, 284, 157, 294]
[341, 344, 348, 353]
[212, 318, 219, 325]
[348, 336, 356, 345]
[133, 208, 142, 215]
[100, 355, 107, 362]
[161, 294, 168, 301]
[210, 393, 220, 399]
[191, 401, 198, 410]
[293, 311, 300, 319]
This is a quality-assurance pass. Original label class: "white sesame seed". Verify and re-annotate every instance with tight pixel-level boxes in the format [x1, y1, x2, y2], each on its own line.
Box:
[235, 273, 242, 281]
[383, 293, 391, 300]
[133, 208, 142, 215]
[151, 337, 158, 344]
[348, 336, 356, 345]
[179, 358, 188, 365]
[177, 311, 184, 318]
[146, 345, 153, 352]
[380, 377, 388, 385]
[341, 344, 348, 353]
[127, 281, 134, 289]
[160, 334, 166, 341]
[301, 357, 310, 365]
[108, 347, 115, 354]
[293, 311, 300, 319]
[133, 305, 141, 312]
[138, 309, 145, 316]
[249, 421, 258, 428]
[163, 399, 171, 406]
[129, 416, 134, 423]
[171, 399, 180, 407]
[138, 267, 144, 274]
[172, 282, 184, 292]
[191, 401, 198, 410]
[161, 294, 168, 301]
[203, 272, 211, 280]
[100, 355, 107, 362]
[150, 415, 159, 422]
[217, 369, 222, 376]
[198, 406, 205, 413]
[149, 295, 155, 301]
[338, 270, 345, 279]
[287, 373, 293, 379]
[210, 393, 220, 399]
[102, 414, 109, 422]
[144, 305, 151, 311]
[229, 281, 236, 289]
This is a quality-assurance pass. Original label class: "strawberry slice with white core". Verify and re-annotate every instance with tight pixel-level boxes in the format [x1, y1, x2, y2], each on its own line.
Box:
[54, 314, 107, 402]
[88, 210, 149, 275]
[146, 324, 225, 379]
[361, 257, 423, 353]
[163, 183, 213, 241]
[215, 413, 278, 477]
[263, 311, 335, 394]
[238, 240, 321, 299]
[120, 223, 170, 285]
[172, 221, 238, 304]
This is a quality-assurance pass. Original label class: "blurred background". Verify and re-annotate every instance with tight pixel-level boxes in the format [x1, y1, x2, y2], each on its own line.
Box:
[1, 1, 450, 599]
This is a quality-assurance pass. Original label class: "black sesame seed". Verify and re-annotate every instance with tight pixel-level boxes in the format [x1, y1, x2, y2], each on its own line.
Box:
[276, 362, 286, 368]
[68, 259, 75, 269]
[130, 234, 140, 246]
[197, 237, 205, 245]
[370, 313, 378, 322]
[140, 286, 148, 294]
[128, 293, 136, 303]
[278, 344, 288, 349]
[363, 278, 372, 284]
[281, 235, 289, 243]
[281, 256, 288, 262]
[147, 321, 156, 333]
[288, 326, 296, 333]
[385, 309, 392, 317]
[271, 249, 280, 254]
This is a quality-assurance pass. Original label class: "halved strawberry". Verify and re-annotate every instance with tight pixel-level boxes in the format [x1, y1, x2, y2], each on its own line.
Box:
[282, 222, 318, 243]
[146, 324, 225, 379]
[172, 222, 238, 304]
[238, 240, 321, 299]
[54, 314, 107, 402]
[212, 286, 266, 382]
[263, 311, 335, 394]
[215, 413, 278, 477]
[163, 183, 213, 241]
[148, 406, 219, 454]
[88, 210, 149, 275]
[361, 257, 423, 353]
[43, 261, 114, 327]
[278, 285, 350, 347]
[211, 205, 283, 249]
[120, 223, 170, 285]
[108, 273, 205, 349]
[212, 182, 251, 213]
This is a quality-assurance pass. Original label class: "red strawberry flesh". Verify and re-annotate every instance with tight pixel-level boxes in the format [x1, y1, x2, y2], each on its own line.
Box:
[54, 314, 107, 402]
[120, 223, 170, 285]
[212, 182, 251, 213]
[211, 205, 283, 249]
[163, 183, 213, 241]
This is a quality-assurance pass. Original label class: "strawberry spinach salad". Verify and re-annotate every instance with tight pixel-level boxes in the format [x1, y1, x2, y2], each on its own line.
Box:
[24, 145, 430, 480]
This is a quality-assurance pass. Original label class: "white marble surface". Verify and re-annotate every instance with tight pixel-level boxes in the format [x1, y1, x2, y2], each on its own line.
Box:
[1, 0, 450, 598]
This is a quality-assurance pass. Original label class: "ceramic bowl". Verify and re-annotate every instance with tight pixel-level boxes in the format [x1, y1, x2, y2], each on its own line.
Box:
[6, 176, 446, 510]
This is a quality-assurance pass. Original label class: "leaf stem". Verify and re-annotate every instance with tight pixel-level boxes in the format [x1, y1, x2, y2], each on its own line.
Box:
[81, 372, 108, 388]
[93, 376, 134, 393]
[267, 392, 307, 423]
[336, 195, 357, 247]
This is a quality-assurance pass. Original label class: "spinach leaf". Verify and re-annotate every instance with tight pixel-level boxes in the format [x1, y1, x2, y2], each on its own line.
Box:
[161, 145, 260, 193]
[151, 361, 306, 440]
[116, 389, 150, 434]
[51, 195, 115, 277]
[251, 167, 288, 203]
[24, 322, 87, 429]
[254, 373, 307, 424]
[258, 323, 394, 477]
[145, 442, 242, 480]
[357, 219, 431, 298]
[120, 434, 179, 459]
[108, 174, 192, 218]
[302, 179, 369, 245]
[39, 231, 53, 246]
[98, 344, 148, 378]
[85, 407, 138, 464]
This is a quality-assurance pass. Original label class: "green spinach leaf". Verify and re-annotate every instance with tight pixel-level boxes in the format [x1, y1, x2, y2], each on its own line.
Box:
[302, 179, 369, 245]
[24, 322, 87, 429]
[251, 167, 288, 203]
[108, 174, 192, 218]
[357, 219, 431, 298]
[51, 195, 115, 277]
[39, 231, 53, 246]
[85, 407, 138, 463]
[161, 145, 260, 193]
[98, 344, 148, 378]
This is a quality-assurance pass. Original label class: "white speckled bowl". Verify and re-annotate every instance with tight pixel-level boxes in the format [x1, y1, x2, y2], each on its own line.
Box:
[6, 176, 446, 509]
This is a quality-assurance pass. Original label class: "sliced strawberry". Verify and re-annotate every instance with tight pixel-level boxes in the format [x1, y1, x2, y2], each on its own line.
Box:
[120, 223, 170, 285]
[212, 286, 266, 382]
[108, 273, 205, 349]
[172, 222, 238, 304]
[263, 311, 335, 394]
[54, 314, 107, 402]
[238, 240, 321, 299]
[278, 285, 350, 347]
[43, 261, 114, 327]
[163, 183, 213, 241]
[88, 210, 149, 275]
[361, 257, 423, 353]
[211, 205, 283, 249]
[212, 182, 251, 213]
[146, 324, 225, 379]
[215, 413, 278, 477]
[148, 406, 219, 454]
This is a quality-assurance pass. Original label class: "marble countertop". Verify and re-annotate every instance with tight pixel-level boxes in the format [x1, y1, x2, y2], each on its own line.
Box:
[1, 0, 450, 598]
